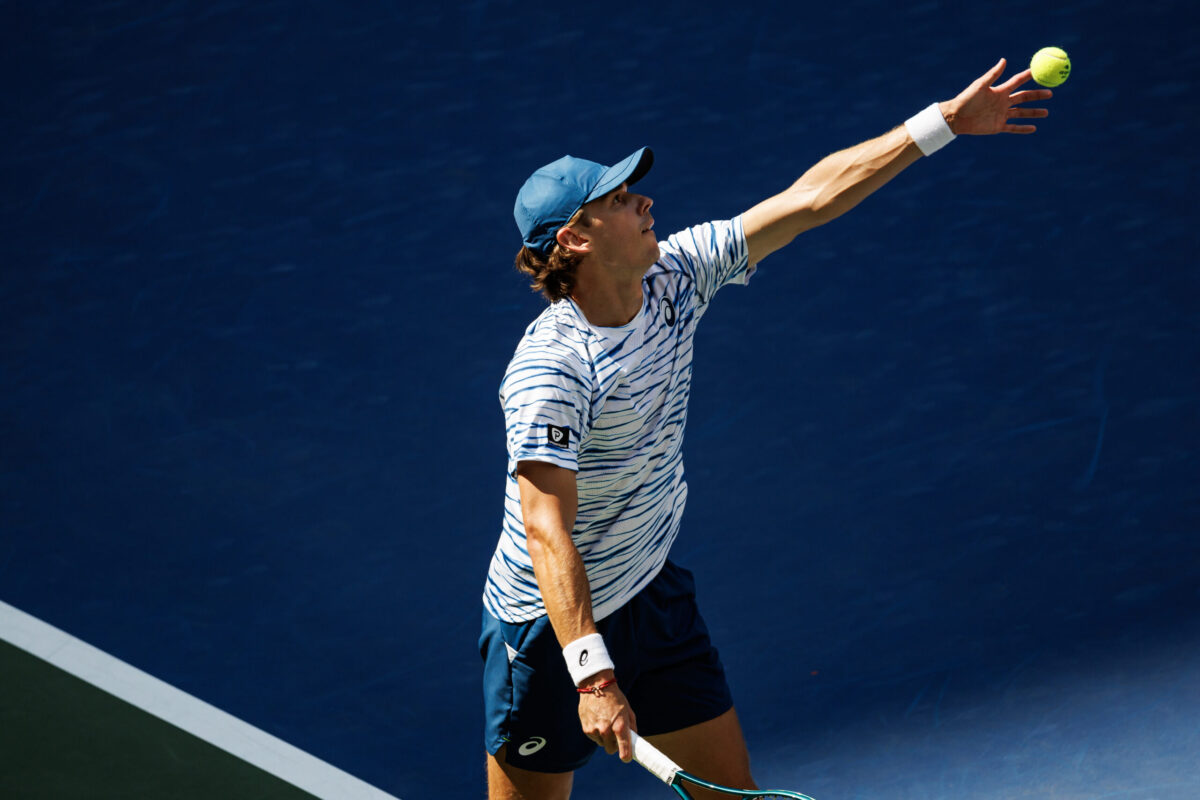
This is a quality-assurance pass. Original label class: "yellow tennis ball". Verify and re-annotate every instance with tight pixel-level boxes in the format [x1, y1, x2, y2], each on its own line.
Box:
[1031, 46, 1071, 87]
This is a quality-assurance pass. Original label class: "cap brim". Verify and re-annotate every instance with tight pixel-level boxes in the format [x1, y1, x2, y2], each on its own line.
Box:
[585, 147, 654, 204]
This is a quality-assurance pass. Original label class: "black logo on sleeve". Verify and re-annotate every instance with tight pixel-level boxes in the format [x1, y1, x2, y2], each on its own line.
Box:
[661, 296, 676, 327]
[547, 424, 570, 448]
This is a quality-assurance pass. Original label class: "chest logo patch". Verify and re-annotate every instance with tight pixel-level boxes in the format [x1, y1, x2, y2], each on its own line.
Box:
[661, 295, 676, 327]
[547, 424, 570, 448]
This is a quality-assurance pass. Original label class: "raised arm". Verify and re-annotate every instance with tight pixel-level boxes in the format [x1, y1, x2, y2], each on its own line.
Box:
[743, 58, 1052, 264]
[516, 460, 638, 761]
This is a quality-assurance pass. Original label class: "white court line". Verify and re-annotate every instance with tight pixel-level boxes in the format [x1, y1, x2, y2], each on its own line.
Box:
[0, 599, 401, 800]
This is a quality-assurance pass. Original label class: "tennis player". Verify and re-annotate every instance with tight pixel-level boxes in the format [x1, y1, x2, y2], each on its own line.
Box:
[481, 59, 1051, 799]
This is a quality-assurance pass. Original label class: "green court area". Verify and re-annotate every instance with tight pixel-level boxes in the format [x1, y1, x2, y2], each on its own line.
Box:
[0, 639, 318, 800]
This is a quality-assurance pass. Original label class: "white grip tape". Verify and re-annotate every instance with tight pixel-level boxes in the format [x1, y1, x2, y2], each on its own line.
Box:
[905, 102, 956, 156]
[631, 731, 681, 785]
[562, 633, 614, 686]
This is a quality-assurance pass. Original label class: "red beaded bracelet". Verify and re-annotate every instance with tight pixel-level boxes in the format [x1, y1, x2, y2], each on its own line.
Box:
[577, 679, 617, 696]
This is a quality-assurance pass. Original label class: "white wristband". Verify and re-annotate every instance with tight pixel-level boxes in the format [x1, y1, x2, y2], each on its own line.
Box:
[905, 102, 956, 156]
[563, 633, 614, 686]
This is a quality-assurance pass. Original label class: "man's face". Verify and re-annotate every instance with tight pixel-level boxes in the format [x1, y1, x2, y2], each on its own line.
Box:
[577, 182, 658, 272]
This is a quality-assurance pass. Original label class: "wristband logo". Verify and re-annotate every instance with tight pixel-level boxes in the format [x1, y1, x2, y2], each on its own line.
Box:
[579, 649, 589, 667]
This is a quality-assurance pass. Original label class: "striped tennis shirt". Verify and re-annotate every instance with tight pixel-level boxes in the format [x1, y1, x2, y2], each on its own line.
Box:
[483, 217, 755, 624]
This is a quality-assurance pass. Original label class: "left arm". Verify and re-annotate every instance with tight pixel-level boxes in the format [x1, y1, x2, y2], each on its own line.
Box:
[744, 58, 1052, 264]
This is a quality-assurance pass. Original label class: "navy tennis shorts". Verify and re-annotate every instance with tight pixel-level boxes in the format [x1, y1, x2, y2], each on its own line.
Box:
[480, 560, 734, 773]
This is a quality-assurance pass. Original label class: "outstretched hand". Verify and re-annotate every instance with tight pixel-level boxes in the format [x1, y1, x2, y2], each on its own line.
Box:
[941, 58, 1052, 135]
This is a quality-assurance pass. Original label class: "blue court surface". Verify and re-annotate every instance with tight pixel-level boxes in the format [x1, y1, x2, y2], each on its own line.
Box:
[2, 2, 1198, 798]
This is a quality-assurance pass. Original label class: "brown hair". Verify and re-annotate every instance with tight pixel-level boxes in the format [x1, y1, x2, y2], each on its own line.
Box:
[514, 208, 589, 303]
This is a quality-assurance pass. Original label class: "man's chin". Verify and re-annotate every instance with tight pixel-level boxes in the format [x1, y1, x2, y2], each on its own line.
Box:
[646, 241, 660, 265]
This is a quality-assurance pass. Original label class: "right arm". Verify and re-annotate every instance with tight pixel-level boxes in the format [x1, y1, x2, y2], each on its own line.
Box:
[516, 460, 638, 762]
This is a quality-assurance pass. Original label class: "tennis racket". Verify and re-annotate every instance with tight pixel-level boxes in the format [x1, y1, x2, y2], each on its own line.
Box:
[631, 731, 815, 799]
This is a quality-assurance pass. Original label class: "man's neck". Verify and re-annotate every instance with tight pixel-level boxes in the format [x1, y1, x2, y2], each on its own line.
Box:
[570, 264, 644, 328]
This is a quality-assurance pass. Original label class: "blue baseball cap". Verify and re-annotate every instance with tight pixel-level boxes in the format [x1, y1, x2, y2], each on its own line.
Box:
[514, 147, 654, 255]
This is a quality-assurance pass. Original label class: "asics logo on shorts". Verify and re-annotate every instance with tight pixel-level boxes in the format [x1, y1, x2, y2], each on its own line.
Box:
[517, 736, 547, 756]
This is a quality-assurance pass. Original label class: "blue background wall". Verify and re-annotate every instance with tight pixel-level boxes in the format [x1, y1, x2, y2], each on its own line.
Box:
[3, 1, 1197, 797]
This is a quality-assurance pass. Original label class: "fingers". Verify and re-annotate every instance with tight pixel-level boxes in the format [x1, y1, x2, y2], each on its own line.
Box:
[608, 706, 637, 762]
[981, 57, 1007, 85]
[970, 58, 1007, 91]
[614, 718, 634, 763]
[592, 723, 633, 761]
[999, 67, 1034, 91]
[580, 689, 637, 761]
[1010, 88, 1053, 105]
[590, 729, 619, 755]
[1003, 105, 1048, 134]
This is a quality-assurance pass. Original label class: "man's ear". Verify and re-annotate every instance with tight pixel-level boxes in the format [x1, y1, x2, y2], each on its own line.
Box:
[555, 225, 590, 255]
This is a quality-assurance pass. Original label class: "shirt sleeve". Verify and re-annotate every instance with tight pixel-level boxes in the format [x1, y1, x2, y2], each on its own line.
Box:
[655, 216, 754, 309]
[499, 342, 591, 476]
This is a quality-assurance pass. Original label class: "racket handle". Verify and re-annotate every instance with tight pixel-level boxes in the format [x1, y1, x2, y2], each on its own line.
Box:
[630, 731, 681, 785]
